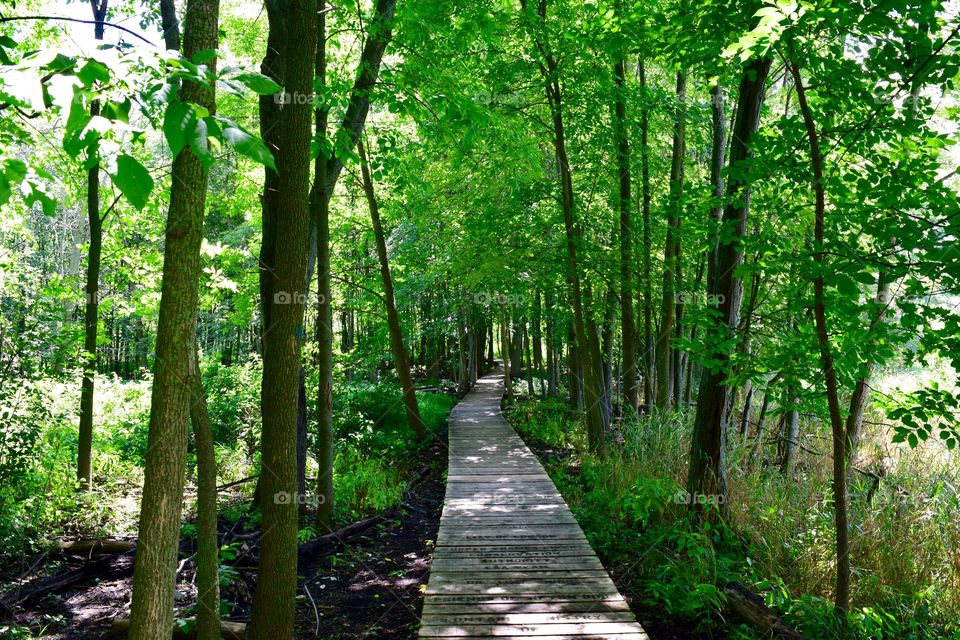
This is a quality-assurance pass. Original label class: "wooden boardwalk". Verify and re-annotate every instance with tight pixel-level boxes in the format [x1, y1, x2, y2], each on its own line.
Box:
[419, 371, 649, 639]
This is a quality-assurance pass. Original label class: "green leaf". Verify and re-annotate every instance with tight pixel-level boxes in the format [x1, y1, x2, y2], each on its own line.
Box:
[220, 123, 276, 171]
[193, 49, 218, 64]
[101, 99, 132, 123]
[233, 72, 282, 96]
[77, 59, 110, 87]
[22, 179, 56, 216]
[190, 117, 214, 168]
[109, 155, 154, 210]
[163, 102, 195, 157]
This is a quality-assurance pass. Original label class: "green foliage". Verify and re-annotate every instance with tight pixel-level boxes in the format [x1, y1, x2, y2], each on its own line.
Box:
[511, 397, 960, 635]
[329, 381, 455, 521]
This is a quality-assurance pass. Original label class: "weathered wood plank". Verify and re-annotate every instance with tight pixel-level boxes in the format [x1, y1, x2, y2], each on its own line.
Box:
[420, 371, 647, 639]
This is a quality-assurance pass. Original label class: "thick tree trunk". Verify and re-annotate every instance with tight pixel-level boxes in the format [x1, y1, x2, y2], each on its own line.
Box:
[189, 350, 220, 640]
[687, 56, 771, 515]
[248, 2, 315, 637]
[358, 140, 426, 440]
[655, 71, 686, 411]
[77, 0, 108, 493]
[310, 1, 334, 531]
[127, 0, 219, 636]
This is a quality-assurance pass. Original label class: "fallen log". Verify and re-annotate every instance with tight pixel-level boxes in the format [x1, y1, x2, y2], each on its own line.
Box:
[723, 582, 806, 640]
[4, 550, 135, 607]
[56, 539, 135, 556]
[297, 513, 388, 559]
[108, 618, 245, 639]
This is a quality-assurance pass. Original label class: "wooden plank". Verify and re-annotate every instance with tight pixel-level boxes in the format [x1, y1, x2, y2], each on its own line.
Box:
[419, 622, 649, 636]
[420, 371, 646, 639]
[417, 635, 648, 640]
[422, 600, 633, 615]
[433, 543, 592, 554]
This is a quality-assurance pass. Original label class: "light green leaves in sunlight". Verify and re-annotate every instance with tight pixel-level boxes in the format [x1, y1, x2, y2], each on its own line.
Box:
[108, 155, 154, 211]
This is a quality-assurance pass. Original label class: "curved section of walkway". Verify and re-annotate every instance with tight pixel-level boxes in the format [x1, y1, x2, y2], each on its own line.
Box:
[419, 371, 648, 639]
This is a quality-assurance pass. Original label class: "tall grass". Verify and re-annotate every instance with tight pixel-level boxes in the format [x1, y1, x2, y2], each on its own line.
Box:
[508, 399, 960, 639]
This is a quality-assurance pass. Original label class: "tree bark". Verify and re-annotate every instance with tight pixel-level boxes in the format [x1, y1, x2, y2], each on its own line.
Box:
[638, 60, 654, 411]
[789, 60, 850, 618]
[248, 1, 315, 637]
[655, 71, 686, 411]
[614, 59, 638, 417]
[522, 0, 605, 451]
[127, 0, 219, 636]
[357, 139, 426, 440]
[310, 0, 334, 532]
[189, 349, 220, 640]
[77, 0, 108, 493]
[687, 56, 771, 516]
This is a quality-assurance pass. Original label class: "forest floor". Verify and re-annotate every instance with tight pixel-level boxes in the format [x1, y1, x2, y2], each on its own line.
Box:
[4, 406, 714, 640]
[0, 431, 449, 640]
[295, 432, 448, 639]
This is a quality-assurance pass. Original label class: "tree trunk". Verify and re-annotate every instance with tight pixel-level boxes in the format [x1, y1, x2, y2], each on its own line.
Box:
[248, 1, 315, 637]
[501, 310, 513, 401]
[639, 60, 655, 412]
[614, 59, 637, 417]
[780, 391, 800, 475]
[311, 0, 334, 532]
[655, 71, 686, 411]
[357, 139, 426, 440]
[189, 349, 220, 640]
[77, 0, 108, 493]
[523, 0, 604, 451]
[687, 56, 771, 516]
[545, 291, 557, 398]
[789, 60, 850, 618]
[750, 391, 772, 464]
[127, 0, 219, 636]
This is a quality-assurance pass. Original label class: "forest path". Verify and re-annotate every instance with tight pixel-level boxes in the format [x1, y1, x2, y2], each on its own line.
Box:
[418, 369, 649, 639]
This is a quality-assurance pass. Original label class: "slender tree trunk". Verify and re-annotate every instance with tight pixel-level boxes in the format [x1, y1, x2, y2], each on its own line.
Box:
[750, 391, 771, 464]
[739, 384, 754, 437]
[789, 60, 850, 619]
[128, 0, 219, 636]
[639, 60, 654, 412]
[311, 0, 334, 531]
[523, 0, 604, 450]
[707, 82, 726, 292]
[77, 0, 108, 493]
[655, 71, 686, 411]
[189, 349, 220, 640]
[248, 2, 315, 636]
[532, 292, 543, 377]
[614, 59, 638, 417]
[358, 139, 426, 440]
[687, 56, 771, 515]
[501, 309, 513, 401]
[545, 291, 557, 398]
[780, 389, 800, 474]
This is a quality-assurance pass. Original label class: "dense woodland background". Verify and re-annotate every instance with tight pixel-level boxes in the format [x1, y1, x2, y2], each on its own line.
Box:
[0, 0, 959, 638]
